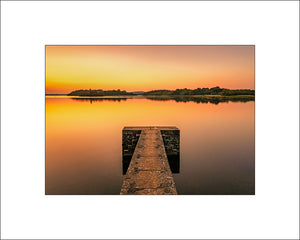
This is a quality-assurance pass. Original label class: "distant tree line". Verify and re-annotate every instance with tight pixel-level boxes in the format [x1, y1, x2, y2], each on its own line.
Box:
[144, 87, 254, 96]
[68, 89, 134, 96]
[68, 87, 254, 96]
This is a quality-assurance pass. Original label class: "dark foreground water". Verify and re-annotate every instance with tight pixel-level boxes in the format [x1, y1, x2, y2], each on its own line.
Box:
[46, 96, 255, 195]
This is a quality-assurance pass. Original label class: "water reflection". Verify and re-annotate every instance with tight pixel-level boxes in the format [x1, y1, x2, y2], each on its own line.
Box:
[145, 96, 254, 104]
[70, 96, 254, 105]
[46, 97, 254, 195]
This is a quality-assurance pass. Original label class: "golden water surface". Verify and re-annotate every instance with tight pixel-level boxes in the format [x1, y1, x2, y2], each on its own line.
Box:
[46, 97, 254, 194]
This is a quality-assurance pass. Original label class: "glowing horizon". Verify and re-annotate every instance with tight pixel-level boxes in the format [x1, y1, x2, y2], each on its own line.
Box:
[45, 45, 255, 94]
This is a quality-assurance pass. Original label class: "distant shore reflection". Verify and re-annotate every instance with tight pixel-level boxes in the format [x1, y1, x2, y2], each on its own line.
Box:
[71, 97, 128, 103]
[71, 96, 254, 104]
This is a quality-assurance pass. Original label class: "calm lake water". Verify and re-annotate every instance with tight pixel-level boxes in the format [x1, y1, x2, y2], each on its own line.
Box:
[46, 96, 255, 195]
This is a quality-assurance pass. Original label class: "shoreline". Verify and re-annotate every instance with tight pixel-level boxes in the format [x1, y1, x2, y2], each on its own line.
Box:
[45, 94, 255, 98]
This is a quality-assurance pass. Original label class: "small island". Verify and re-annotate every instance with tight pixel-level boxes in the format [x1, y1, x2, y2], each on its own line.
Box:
[67, 86, 255, 97]
[68, 89, 135, 96]
[65, 87, 255, 104]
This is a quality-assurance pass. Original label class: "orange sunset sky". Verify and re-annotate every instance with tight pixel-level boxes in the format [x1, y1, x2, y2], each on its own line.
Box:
[45, 45, 254, 94]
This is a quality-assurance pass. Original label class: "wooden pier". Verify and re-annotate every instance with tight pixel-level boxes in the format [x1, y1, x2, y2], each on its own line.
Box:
[120, 127, 179, 195]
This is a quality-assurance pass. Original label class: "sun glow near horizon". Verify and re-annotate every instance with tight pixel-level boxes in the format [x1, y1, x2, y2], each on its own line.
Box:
[45, 45, 254, 94]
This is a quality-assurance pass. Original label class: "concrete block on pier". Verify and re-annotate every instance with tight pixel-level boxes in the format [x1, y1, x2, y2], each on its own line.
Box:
[122, 127, 180, 175]
[121, 127, 180, 195]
